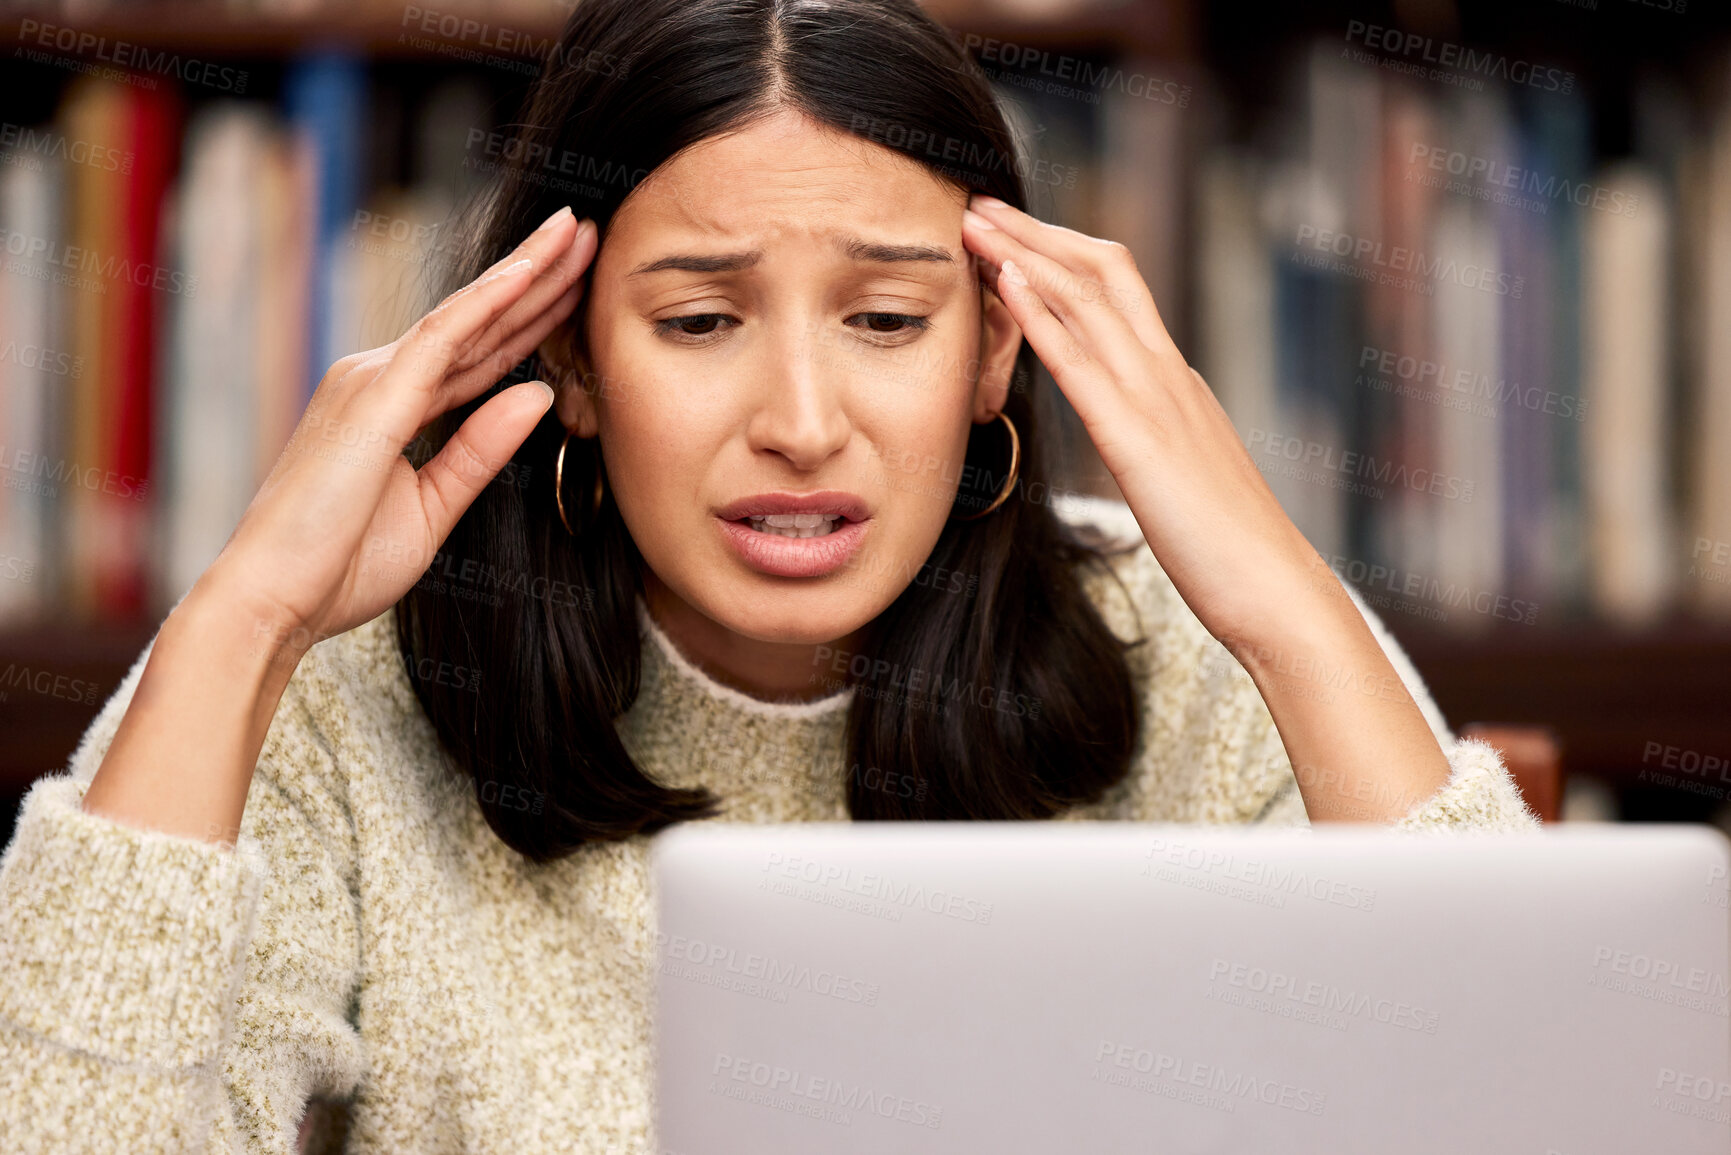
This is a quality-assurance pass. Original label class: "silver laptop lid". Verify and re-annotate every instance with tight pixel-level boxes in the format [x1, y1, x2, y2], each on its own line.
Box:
[651, 822, 1730, 1154]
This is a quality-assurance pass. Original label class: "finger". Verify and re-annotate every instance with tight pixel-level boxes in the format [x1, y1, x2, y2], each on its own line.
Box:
[968, 196, 1172, 353]
[432, 205, 578, 355]
[416, 379, 557, 544]
[990, 255, 1112, 401]
[472, 206, 579, 285]
[442, 277, 584, 401]
[964, 211, 1155, 388]
[356, 208, 581, 447]
[422, 208, 584, 383]
[453, 218, 596, 378]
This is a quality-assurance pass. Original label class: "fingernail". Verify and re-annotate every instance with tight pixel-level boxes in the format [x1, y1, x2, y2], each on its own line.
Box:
[973, 195, 1008, 209]
[963, 208, 997, 231]
[502, 257, 534, 275]
[533, 380, 556, 406]
[1002, 258, 1027, 287]
[535, 205, 574, 234]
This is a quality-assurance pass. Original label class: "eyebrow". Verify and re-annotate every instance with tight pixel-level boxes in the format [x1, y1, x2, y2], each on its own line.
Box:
[627, 234, 955, 277]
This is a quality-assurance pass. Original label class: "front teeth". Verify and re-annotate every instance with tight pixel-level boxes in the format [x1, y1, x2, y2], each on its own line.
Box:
[747, 513, 843, 539]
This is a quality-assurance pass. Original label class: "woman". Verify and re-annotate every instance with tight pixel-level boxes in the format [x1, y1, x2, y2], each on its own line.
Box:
[0, 0, 1538, 1150]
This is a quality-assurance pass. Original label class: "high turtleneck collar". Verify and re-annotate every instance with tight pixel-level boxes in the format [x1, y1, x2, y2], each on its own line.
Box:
[631, 595, 853, 720]
[616, 597, 855, 821]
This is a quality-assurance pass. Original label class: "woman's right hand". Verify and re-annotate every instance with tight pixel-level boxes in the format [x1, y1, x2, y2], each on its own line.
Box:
[79, 206, 594, 843]
[212, 205, 595, 664]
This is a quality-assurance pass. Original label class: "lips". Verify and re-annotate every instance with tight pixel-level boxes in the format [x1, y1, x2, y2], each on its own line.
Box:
[714, 490, 872, 578]
[714, 491, 871, 522]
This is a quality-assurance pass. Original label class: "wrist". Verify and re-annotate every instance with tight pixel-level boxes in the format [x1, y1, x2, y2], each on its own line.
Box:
[1214, 542, 1348, 645]
[1217, 560, 1375, 685]
[1225, 598, 1421, 724]
[174, 565, 311, 691]
[81, 568, 307, 844]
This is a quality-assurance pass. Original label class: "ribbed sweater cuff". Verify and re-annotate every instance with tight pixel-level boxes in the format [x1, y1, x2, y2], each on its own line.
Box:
[0, 774, 266, 1072]
[1393, 737, 1543, 833]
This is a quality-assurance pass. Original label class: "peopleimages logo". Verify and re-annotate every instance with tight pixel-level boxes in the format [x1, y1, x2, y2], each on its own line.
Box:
[1294, 225, 1524, 298]
[0, 122, 133, 174]
[1407, 144, 1639, 218]
[1247, 429, 1476, 504]
[761, 852, 994, 924]
[1357, 344, 1585, 422]
[1315, 550, 1540, 626]
[959, 34, 1192, 108]
[1092, 1040, 1327, 1116]
[1140, 837, 1377, 912]
[655, 932, 881, 1007]
[1206, 958, 1441, 1034]
[15, 19, 249, 93]
[0, 225, 197, 297]
[711, 1053, 943, 1129]
[399, 5, 628, 79]
[1343, 20, 1575, 94]
[1587, 945, 1729, 1018]
[846, 113, 1078, 189]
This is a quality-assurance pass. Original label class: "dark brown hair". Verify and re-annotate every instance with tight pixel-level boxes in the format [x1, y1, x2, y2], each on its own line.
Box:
[396, 0, 1144, 862]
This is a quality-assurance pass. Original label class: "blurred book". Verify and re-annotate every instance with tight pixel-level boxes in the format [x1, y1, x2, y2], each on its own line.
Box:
[0, 29, 1728, 635]
[1692, 64, 1731, 615]
[0, 69, 488, 628]
[0, 140, 66, 622]
[1582, 164, 1672, 623]
[58, 77, 179, 622]
[1190, 36, 1720, 631]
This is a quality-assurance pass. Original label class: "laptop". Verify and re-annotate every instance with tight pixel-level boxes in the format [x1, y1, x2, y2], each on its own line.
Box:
[649, 822, 1731, 1154]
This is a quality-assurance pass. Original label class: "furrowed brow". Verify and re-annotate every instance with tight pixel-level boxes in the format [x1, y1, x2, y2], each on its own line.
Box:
[628, 251, 762, 277]
[840, 236, 955, 265]
[626, 236, 954, 277]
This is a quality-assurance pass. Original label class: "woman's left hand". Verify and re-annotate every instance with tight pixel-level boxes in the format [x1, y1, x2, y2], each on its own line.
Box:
[961, 192, 1314, 645]
[960, 192, 1454, 824]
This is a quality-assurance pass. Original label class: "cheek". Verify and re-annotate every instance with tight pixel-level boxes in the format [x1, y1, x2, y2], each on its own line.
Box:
[586, 322, 716, 528]
[595, 371, 718, 527]
[855, 339, 979, 563]
[861, 333, 977, 480]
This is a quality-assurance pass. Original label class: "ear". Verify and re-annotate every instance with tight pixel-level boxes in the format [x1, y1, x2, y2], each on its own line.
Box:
[971, 281, 1023, 423]
[537, 323, 601, 439]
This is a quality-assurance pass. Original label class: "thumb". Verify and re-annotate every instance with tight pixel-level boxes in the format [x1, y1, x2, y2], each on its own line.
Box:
[416, 379, 555, 542]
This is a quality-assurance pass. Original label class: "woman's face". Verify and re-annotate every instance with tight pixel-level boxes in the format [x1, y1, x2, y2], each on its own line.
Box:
[550, 107, 1023, 650]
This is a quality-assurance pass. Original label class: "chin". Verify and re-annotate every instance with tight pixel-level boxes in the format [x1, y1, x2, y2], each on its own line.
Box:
[702, 576, 885, 646]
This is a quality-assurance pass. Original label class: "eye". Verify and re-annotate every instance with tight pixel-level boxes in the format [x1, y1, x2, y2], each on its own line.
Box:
[653, 313, 736, 343]
[846, 312, 931, 340]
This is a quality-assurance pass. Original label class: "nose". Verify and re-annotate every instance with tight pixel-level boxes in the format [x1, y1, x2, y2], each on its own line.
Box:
[743, 315, 853, 472]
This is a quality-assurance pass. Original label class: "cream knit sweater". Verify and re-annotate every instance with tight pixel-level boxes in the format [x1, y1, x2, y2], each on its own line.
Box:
[0, 500, 1538, 1153]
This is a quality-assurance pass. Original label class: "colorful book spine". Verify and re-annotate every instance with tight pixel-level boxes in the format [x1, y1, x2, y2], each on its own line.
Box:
[285, 52, 367, 401]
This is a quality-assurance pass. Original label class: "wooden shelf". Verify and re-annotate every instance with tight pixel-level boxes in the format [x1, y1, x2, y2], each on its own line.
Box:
[10, 4, 566, 58]
[0, 619, 156, 794]
[923, 0, 1194, 60]
[1397, 617, 1731, 788]
[8, 0, 1192, 60]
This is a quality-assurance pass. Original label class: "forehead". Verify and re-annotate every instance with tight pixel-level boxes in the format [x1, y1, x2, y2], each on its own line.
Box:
[607, 109, 967, 249]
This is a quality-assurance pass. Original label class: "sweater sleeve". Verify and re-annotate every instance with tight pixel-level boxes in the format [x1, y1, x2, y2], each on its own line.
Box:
[0, 626, 367, 1152]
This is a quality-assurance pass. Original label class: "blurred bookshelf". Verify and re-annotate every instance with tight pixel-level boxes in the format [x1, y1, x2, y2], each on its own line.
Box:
[2, 0, 1730, 842]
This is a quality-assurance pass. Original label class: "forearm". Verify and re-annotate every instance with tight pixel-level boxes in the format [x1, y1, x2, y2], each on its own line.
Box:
[1221, 557, 1452, 824]
[80, 569, 309, 844]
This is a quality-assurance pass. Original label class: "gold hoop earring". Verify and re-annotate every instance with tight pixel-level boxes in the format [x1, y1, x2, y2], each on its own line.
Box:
[554, 429, 605, 536]
[954, 410, 1020, 520]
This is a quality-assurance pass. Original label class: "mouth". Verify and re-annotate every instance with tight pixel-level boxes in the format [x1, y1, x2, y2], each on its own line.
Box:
[714, 491, 872, 578]
[715, 490, 870, 530]
[741, 513, 849, 539]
